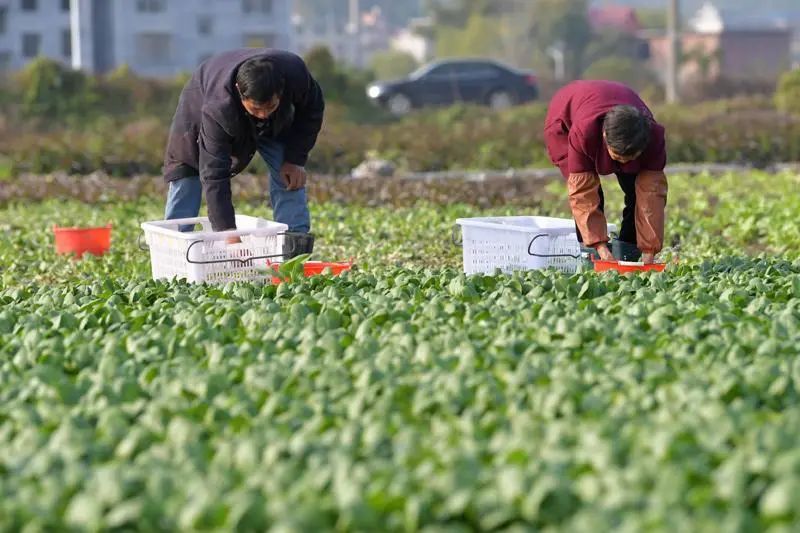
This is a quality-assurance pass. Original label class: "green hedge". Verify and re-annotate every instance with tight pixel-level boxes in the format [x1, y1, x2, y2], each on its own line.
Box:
[776, 69, 800, 116]
[6, 98, 800, 177]
[2, 57, 798, 175]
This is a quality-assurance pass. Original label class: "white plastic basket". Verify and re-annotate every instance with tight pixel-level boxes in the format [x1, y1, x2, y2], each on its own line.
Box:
[140, 215, 288, 284]
[455, 216, 617, 275]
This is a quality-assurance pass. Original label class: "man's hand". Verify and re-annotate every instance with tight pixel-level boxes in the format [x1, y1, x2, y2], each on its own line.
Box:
[595, 243, 615, 261]
[280, 163, 307, 191]
[226, 236, 242, 245]
[641, 252, 655, 265]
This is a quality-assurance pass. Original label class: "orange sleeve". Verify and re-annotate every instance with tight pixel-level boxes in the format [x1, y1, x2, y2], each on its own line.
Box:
[567, 172, 609, 248]
[635, 170, 668, 254]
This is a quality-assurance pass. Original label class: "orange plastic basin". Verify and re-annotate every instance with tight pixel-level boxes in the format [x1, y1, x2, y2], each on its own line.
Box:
[302, 261, 353, 276]
[271, 261, 353, 284]
[53, 225, 112, 257]
[593, 260, 666, 273]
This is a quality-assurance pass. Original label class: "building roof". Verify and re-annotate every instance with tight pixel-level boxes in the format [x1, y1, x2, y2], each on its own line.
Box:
[588, 5, 642, 34]
[689, 1, 800, 33]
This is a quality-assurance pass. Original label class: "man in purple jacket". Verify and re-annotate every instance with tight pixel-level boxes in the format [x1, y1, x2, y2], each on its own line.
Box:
[544, 80, 668, 264]
[162, 49, 324, 256]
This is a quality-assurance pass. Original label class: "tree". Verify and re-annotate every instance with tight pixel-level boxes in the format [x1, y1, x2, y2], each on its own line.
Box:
[370, 50, 418, 80]
[305, 46, 348, 101]
[529, 0, 591, 80]
[583, 32, 644, 68]
[435, 12, 507, 59]
[425, 1, 536, 68]
[637, 8, 667, 30]
[583, 57, 656, 92]
[775, 69, 800, 115]
[15, 57, 97, 120]
[303, 46, 376, 120]
[424, 0, 491, 27]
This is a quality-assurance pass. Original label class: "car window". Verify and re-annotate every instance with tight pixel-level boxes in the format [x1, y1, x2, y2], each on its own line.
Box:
[421, 64, 455, 80]
[449, 63, 502, 80]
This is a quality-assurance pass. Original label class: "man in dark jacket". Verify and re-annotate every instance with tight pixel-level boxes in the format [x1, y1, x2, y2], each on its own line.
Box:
[163, 48, 324, 255]
[544, 80, 668, 264]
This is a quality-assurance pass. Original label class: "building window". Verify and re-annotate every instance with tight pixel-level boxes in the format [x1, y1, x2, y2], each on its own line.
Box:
[242, 0, 272, 14]
[21, 0, 37, 12]
[197, 16, 212, 36]
[136, 0, 166, 13]
[62, 28, 71, 58]
[0, 7, 7, 34]
[61, 0, 70, 12]
[0, 51, 10, 72]
[244, 34, 276, 48]
[135, 33, 172, 65]
[22, 33, 41, 58]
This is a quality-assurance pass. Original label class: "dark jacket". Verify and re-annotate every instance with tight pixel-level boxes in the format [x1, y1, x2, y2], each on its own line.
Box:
[163, 48, 325, 230]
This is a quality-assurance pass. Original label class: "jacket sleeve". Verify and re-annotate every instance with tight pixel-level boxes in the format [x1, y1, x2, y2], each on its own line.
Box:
[635, 170, 668, 254]
[282, 70, 325, 167]
[199, 105, 236, 231]
[567, 171, 609, 248]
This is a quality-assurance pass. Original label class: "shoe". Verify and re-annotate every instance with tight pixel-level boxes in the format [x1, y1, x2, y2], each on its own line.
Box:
[283, 232, 315, 259]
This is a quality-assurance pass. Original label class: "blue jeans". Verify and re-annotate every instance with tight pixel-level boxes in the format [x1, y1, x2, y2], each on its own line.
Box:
[164, 139, 311, 232]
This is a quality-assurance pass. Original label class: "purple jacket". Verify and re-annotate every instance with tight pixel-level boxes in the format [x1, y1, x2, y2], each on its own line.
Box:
[163, 48, 325, 230]
[543, 80, 665, 179]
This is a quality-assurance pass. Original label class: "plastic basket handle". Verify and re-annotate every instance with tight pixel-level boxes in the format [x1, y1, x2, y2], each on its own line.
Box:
[183, 232, 307, 265]
[185, 240, 286, 266]
[527, 233, 582, 259]
[451, 225, 462, 247]
[137, 234, 149, 251]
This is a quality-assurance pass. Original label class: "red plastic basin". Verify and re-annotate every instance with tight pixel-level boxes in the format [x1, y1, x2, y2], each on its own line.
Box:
[593, 260, 666, 273]
[271, 261, 353, 284]
[303, 261, 353, 276]
[53, 225, 112, 257]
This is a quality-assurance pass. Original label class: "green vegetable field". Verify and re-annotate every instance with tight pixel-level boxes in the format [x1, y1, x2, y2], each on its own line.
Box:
[1, 171, 800, 531]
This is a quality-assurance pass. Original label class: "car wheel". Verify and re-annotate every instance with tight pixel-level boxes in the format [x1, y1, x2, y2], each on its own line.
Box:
[387, 93, 412, 116]
[488, 90, 515, 110]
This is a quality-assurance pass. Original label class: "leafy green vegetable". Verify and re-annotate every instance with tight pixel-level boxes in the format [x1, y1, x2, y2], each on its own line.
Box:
[277, 253, 311, 283]
[1, 171, 799, 530]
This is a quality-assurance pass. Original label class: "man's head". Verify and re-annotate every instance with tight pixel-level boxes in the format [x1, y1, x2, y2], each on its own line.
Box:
[603, 105, 651, 164]
[236, 56, 284, 120]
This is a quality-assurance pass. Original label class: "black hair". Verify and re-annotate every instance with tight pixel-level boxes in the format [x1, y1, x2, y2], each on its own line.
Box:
[603, 105, 651, 157]
[235, 56, 284, 103]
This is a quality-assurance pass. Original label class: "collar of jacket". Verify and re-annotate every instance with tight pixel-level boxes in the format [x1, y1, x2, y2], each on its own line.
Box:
[240, 99, 295, 139]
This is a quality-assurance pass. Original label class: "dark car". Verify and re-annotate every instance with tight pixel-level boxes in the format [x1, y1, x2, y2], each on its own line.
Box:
[366, 59, 539, 116]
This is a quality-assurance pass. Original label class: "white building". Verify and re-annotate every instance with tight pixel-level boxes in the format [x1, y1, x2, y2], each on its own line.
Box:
[292, 11, 350, 61]
[688, 1, 800, 70]
[0, 0, 73, 72]
[0, 0, 293, 76]
[292, 5, 391, 69]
